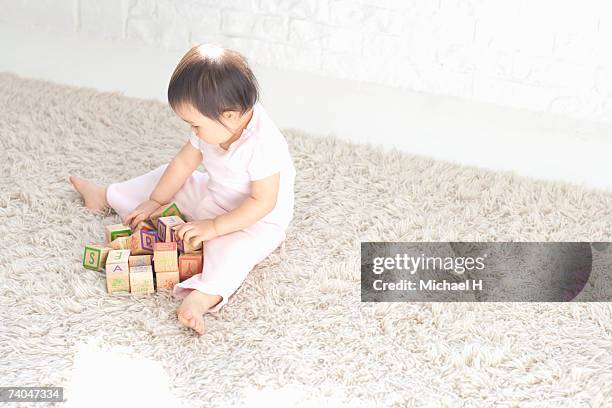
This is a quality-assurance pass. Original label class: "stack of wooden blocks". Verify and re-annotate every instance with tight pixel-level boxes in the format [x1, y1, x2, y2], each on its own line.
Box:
[82, 203, 204, 294]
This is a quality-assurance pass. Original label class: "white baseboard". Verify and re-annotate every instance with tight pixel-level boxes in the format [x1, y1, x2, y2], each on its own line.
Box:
[1, 22, 610, 192]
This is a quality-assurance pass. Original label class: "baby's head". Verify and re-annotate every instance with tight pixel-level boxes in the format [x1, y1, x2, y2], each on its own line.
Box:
[168, 43, 260, 145]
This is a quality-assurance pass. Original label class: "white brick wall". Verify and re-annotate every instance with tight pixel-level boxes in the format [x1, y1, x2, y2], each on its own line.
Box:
[1, 0, 611, 124]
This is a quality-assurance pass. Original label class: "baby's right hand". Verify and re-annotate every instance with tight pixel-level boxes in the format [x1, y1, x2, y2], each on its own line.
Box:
[123, 199, 163, 230]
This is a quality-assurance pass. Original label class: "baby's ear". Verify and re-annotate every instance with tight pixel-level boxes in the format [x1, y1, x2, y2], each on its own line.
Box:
[222, 110, 242, 121]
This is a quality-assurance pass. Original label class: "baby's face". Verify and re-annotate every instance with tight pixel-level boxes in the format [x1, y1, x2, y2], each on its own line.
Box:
[174, 102, 243, 145]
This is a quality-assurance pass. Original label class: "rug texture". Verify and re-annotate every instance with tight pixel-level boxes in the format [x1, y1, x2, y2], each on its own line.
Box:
[0, 72, 611, 407]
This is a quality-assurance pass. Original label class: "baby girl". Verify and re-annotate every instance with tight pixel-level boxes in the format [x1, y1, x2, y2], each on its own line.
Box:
[69, 43, 296, 335]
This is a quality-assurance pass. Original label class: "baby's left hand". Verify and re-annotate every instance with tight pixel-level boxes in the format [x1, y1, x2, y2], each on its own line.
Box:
[173, 219, 218, 247]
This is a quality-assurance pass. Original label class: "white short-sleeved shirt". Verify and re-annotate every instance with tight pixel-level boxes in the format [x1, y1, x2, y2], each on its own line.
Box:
[188, 102, 296, 230]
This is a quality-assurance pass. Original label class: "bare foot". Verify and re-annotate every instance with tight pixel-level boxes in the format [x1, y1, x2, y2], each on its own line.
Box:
[176, 290, 222, 335]
[69, 175, 109, 211]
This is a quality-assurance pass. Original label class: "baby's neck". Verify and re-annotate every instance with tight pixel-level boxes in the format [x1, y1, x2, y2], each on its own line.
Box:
[219, 109, 253, 150]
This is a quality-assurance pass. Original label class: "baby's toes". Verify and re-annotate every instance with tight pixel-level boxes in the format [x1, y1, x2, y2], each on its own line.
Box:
[188, 316, 199, 330]
[196, 319, 205, 335]
[176, 308, 205, 334]
[177, 313, 188, 327]
[177, 309, 192, 327]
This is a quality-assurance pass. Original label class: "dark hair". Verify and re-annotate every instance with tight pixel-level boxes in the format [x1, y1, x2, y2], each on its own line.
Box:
[167, 43, 259, 127]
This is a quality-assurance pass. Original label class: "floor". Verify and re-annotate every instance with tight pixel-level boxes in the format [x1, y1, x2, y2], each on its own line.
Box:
[1, 21, 610, 192]
[2, 72, 611, 406]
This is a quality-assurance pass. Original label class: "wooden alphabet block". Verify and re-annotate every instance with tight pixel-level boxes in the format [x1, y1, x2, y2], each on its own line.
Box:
[105, 223, 132, 244]
[129, 255, 152, 267]
[83, 244, 111, 271]
[150, 202, 184, 229]
[155, 271, 179, 290]
[130, 220, 157, 255]
[153, 242, 178, 273]
[157, 216, 185, 243]
[130, 265, 155, 295]
[178, 254, 203, 282]
[110, 235, 131, 250]
[106, 249, 131, 293]
[160, 202, 184, 219]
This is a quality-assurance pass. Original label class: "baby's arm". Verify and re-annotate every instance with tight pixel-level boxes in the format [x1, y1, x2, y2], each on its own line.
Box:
[125, 141, 203, 228]
[213, 172, 280, 235]
[150, 141, 203, 204]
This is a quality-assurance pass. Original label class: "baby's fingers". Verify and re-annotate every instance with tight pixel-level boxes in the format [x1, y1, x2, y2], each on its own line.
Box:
[175, 224, 191, 241]
[189, 236, 204, 248]
[171, 225, 183, 241]
[171, 225, 181, 240]
[182, 227, 196, 243]
[129, 212, 146, 230]
[123, 211, 137, 226]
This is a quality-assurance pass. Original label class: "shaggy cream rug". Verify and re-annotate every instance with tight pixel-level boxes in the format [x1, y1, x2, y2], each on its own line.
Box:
[0, 72, 611, 407]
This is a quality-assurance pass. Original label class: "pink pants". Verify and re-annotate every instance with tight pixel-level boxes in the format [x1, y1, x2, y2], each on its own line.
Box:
[106, 164, 286, 313]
